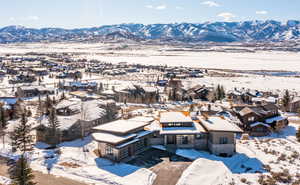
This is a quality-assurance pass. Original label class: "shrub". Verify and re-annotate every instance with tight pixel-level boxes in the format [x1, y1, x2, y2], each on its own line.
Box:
[271, 169, 292, 184]
[258, 175, 276, 185]
[263, 164, 271, 172]
[291, 151, 299, 159]
[277, 153, 287, 161]
[296, 126, 300, 142]
[241, 178, 247, 183]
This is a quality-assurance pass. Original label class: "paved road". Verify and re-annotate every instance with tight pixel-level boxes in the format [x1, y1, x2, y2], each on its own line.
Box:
[0, 157, 88, 185]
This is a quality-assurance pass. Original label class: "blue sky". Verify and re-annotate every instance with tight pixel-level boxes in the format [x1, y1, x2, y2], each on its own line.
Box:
[1, 0, 300, 28]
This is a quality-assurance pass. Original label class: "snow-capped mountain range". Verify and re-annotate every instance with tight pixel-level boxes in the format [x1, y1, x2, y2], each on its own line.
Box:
[0, 20, 300, 43]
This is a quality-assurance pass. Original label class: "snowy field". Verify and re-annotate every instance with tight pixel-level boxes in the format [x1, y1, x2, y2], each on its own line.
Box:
[1, 43, 300, 71]
[183, 75, 300, 92]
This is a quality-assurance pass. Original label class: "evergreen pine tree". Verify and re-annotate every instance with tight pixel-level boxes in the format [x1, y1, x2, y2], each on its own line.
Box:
[0, 105, 6, 148]
[215, 85, 225, 100]
[10, 113, 33, 153]
[0, 105, 6, 128]
[296, 126, 300, 142]
[98, 83, 103, 92]
[282, 90, 290, 111]
[9, 154, 36, 185]
[47, 107, 60, 146]
[35, 95, 43, 119]
[220, 85, 225, 100]
[60, 91, 65, 100]
[44, 94, 52, 115]
[52, 97, 56, 105]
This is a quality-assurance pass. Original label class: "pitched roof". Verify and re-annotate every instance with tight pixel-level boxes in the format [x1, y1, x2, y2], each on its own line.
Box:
[160, 112, 193, 123]
[239, 107, 255, 116]
[93, 117, 152, 134]
[262, 104, 278, 111]
[199, 116, 243, 133]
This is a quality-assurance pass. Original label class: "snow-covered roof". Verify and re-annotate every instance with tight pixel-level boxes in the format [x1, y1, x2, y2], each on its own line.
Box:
[93, 117, 152, 134]
[129, 116, 154, 123]
[291, 97, 300, 103]
[250, 122, 271, 128]
[143, 87, 157, 93]
[265, 116, 287, 124]
[160, 112, 193, 123]
[92, 132, 136, 145]
[42, 100, 107, 130]
[101, 89, 115, 95]
[55, 99, 79, 109]
[145, 120, 161, 131]
[199, 116, 243, 133]
[116, 130, 153, 149]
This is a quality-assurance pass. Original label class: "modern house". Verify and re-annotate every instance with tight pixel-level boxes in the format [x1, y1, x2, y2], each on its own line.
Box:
[114, 85, 159, 104]
[16, 86, 55, 98]
[92, 111, 243, 161]
[286, 97, 300, 112]
[9, 73, 36, 84]
[92, 117, 154, 161]
[59, 81, 98, 92]
[148, 112, 208, 150]
[198, 116, 243, 156]
[234, 104, 288, 136]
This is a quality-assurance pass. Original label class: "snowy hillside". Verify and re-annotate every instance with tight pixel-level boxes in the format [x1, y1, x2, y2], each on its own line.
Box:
[1, 20, 300, 43]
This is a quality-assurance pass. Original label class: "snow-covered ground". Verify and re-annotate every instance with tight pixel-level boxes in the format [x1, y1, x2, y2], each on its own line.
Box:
[0, 175, 11, 185]
[183, 75, 300, 92]
[1, 43, 300, 71]
[0, 137, 156, 185]
[174, 123, 300, 185]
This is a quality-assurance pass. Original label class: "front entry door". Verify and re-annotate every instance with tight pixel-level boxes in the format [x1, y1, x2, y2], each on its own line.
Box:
[167, 135, 176, 145]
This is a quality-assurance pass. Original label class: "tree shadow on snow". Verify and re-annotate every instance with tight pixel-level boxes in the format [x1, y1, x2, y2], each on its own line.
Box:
[268, 125, 297, 138]
[42, 149, 61, 174]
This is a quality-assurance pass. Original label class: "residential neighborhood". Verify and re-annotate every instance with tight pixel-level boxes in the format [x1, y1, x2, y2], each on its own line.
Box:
[1, 2, 300, 183]
[0, 51, 299, 185]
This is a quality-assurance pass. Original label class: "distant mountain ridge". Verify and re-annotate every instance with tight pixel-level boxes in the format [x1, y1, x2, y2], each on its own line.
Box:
[1, 20, 300, 43]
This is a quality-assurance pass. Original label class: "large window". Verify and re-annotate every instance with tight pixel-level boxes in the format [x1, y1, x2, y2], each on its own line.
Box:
[248, 116, 255, 122]
[196, 134, 205, 140]
[105, 144, 114, 156]
[219, 137, 228, 144]
[181, 135, 189, 144]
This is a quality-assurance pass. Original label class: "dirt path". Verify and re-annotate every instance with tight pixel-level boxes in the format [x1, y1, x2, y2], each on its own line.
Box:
[150, 159, 191, 185]
[0, 157, 88, 185]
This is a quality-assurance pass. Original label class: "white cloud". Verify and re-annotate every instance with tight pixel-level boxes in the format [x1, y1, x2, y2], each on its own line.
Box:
[218, 12, 236, 21]
[201, 1, 220, 7]
[146, 4, 166, 10]
[175, 6, 184, 10]
[256, 10, 268, 15]
[145, 5, 153, 9]
[9, 16, 39, 22]
[25, 16, 39, 21]
[156, 5, 166, 10]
